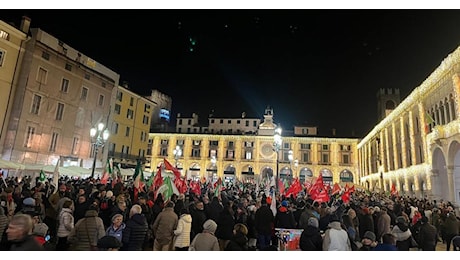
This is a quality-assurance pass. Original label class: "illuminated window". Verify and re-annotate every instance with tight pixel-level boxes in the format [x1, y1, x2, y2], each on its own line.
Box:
[114, 104, 121, 114]
[117, 91, 123, 101]
[24, 126, 35, 148]
[0, 30, 8, 40]
[71, 137, 79, 155]
[127, 109, 134, 119]
[49, 132, 59, 152]
[98, 94, 104, 106]
[31, 94, 41, 115]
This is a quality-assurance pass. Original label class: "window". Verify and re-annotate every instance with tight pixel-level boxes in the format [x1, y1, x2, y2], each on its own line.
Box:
[179, 119, 182, 125]
[144, 104, 150, 112]
[160, 147, 168, 156]
[143, 115, 149, 125]
[98, 94, 104, 106]
[237, 120, 240, 124]
[194, 140, 201, 146]
[253, 121, 257, 127]
[41, 51, 50, 60]
[321, 144, 329, 151]
[80, 87, 88, 101]
[302, 128, 308, 135]
[0, 49, 4, 67]
[84, 73, 90, 80]
[283, 142, 291, 149]
[130, 97, 134, 106]
[101, 82, 106, 88]
[125, 126, 130, 137]
[24, 126, 35, 148]
[161, 139, 169, 145]
[228, 141, 234, 148]
[245, 141, 253, 147]
[49, 132, 59, 152]
[140, 131, 146, 142]
[117, 91, 123, 101]
[71, 137, 79, 155]
[209, 149, 217, 158]
[210, 140, 218, 146]
[177, 139, 184, 145]
[321, 153, 330, 164]
[211, 119, 215, 123]
[61, 78, 69, 92]
[114, 104, 121, 114]
[127, 109, 134, 119]
[192, 149, 201, 157]
[340, 145, 350, 151]
[0, 30, 9, 40]
[226, 150, 234, 159]
[228, 120, 231, 124]
[342, 154, 350, 164]
[220, 119, 224, 124]
[112, 122, 118, 134]
[302, 152, 310, 163]
[245, 120, 249, 127]
[188, 119, 192, 125]
[55, 103, 64, 120]
[31, 94, 41, 115]
[301, 143, 311, 150]
[245, 151, 252, 160]
[65, 63, 72, 71]
[37, 67, 47, 84]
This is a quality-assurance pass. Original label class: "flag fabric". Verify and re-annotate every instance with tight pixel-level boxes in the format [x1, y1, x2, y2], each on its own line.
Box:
[341, 190, 351, 204]
[391, 183, 399, 196]
[132, 160, 145, 202]
[152, 166, 164, 191]
[100, 158, 112, 185]
[157, 176, 179, 202]
[111, 163, 122, 188]
[174, 176, 188, 194]
[163, 158, 181, 179]
[425, 112, 436, 134]
[309, 175, 329, 202]
[270, 187, 277, 217]
[314, 188, 330, 203]
[190, 180, 201, 196]
[285, 178, 302, 198]
[39, 170, 46, 182]
[52, 158, 60, 189]
[278, 179, 285, 195]
[331, 183, 342, 195]
[214, 177, 223, 198]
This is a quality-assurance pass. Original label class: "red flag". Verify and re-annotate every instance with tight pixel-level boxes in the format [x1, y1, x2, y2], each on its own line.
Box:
[391, 183, 398, 196]
[174, 177, 188, 194]
[285, 178, 302, 198]
[331, 183, 342, 195]
[278, 179, 285, 195]
[314, 188, 330, 203]
[341, 190, 351, 204]
[310, 175, 324, 193]
[152, 167, 163, 191]
[213, 177, 222, 189]
[190, 180, 201, 196]
[303, 180, 312, 192]
[163, 158, 181, 179]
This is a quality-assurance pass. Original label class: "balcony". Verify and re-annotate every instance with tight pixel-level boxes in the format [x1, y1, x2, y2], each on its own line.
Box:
[108, 151, 146, 164]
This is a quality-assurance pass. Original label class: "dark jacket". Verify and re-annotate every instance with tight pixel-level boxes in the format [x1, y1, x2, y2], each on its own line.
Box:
[207, 197, 223, 222]
[215, 208, 235, 240]
[275, 206, 296, 229]
[9, 234, 43, 251]
[255, 205, 274, 236]
[417, 222, 437, 250]
[190, 207, 207, 238]
[299, 226, 323, 251]
[225, 232, 248, 251]
[121, 213, 148, 250]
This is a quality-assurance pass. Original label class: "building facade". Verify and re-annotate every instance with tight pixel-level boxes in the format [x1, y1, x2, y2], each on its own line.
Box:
[0, 17, 29, 159]
[148, 89, 172, 132]
[108, 85, 155, 168]
[358, 46, 460, 205]
[148, 108, 359, 185]
[0, 21, 120, 170]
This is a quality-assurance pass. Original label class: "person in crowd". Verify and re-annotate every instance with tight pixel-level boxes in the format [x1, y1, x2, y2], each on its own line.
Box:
[322, 215, 351, 251]
[275, 200, 296, 229]
[342, 213, 361, 250]
[56, 200, 74, 250]
[417, 216, 437, 251]
[391, 216, 412, 251]
[246, 204, 258, 250]
[373, 233, 398, 251]
[299, 217, 323, 251]
[106, 213, 125, 243]
[46, 183, 70, 236]
[215, 201, 236, 250]
[376, 207, 391, 242]
[97, 235, 122, 251]
[207, 196, 224, 222]
[359, 231, 377, 251]
[68, 204, 105, 250]
[358, 207, 374, 241]
[441, 209, 460, 251]
[0, 206, 9, 249]
[110, 200, 128, 223]
[6, 214, 43, 250]
[174, 207, 192, 251]
[73, 194, 90, 224]
[121, 204, 148, 251]
[189, 200, 207, 241]
[189, 219, 220, 251]
[152, 201, 178, 251]
[255, 197, 274, 250]
[225, 223, 249, 251]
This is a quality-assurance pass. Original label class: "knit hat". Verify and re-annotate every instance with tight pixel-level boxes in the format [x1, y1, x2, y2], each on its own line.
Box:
[203, 219, 217, 233]
[396, 216, 406, 224]
[307, 217, 319, 228]
[363, 231, 376, 241]
[33, 223, 49, 237]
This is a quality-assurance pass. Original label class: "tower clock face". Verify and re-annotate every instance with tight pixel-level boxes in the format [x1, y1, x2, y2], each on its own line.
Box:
[261, 143, 274, 158]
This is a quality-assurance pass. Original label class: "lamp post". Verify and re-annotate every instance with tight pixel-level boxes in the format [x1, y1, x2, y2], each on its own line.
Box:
[273, 127, 282, 190]
[173, 145, 182, 169]
[288, 149, 293, 182]
[90, 122, 109, 179]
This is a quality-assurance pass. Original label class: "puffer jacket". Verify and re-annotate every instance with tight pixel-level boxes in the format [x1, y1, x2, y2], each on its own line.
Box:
[57, 208, 74, 238]
[391, 223, 412, 251]
[174, 213, 192, 248]
[225, 232, 248, 251]
[121, 213, 148, 251]
[300, 225, 323, 251]
[68, 209, 105, 250]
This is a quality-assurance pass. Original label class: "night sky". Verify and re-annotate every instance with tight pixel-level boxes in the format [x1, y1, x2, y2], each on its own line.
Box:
[3, 9, 460, 137]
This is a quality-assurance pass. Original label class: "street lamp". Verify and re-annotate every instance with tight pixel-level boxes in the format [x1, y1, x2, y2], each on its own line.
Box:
[273, 127, 282, 190]
[90, 122, 109, 179]
[288, 149, 293, 181]
[173, 145, 182, 169]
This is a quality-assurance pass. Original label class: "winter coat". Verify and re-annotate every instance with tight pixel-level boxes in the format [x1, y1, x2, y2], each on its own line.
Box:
[322, 221, 351, 251]
[9, 234, 43, 251]
[68, 209, 105, 250]
[358, 213, 374, 239]
[299, 226, 323, 251]
[246, 211, 257, 239]
[275, 206, 296, 229]
[174, 213, 192, 248]
[207, 198, 223, 222]
[190, 207, 207, 237]
[225, 232, 248, 251]
[57, 208, 74, 238]
[189, 231, 220, 251]
[106, 222, 126, 242]
[152, 207, 178, 246]
[121, 213, 148, 250]
[255, 205, 274, 236]
[417, 222, 437, 250]
[391, 223, 412, 251]
[377, 211, 391, 241]
[442, 213, 460, 236]
[0, 207, 8, 244]
[215, 208, 235, 240]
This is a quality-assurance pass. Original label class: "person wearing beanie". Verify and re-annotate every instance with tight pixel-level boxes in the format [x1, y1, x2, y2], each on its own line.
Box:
[391, 215, 413, 251]
[189, 220, 220, 251]
[359, 231, 377, 251]
[255, 194, 275, 250]
[300, 217, 323, 251]
[97, 235, 122, 251]
[417, 216, 437, 251]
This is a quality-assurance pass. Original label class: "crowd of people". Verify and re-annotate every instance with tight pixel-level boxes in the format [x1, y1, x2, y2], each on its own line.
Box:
[1, 174, 460, 251]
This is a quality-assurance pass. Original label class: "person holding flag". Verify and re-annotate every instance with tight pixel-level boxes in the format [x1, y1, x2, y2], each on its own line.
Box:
[132, 159, 146, 203]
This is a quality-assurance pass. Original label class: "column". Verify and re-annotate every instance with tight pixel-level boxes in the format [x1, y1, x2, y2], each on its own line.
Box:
[400, 117, 407, 168]
[447, 165, 455, 202]
[408, 111, 417, 166]
[392, 122, 399, 169]
[429, 169, 439, 200]
[379, 131, 386, 172]
[385, 127, 391, 171]
[418, 102, 429, 162]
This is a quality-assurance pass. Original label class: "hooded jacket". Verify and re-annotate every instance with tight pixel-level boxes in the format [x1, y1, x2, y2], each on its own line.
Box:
[174, 213, 192, 248]
[122, 213, 148, 250]
[322, 221, 351, 251]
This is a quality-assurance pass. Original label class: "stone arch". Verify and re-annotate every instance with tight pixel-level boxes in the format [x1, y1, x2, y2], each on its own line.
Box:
[432, 147, 447, 200]
[447, 140, 460, 204]
[299, 167, 313, 183]
[339, 169, 354, 183]
[320, 168, 333, 186]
